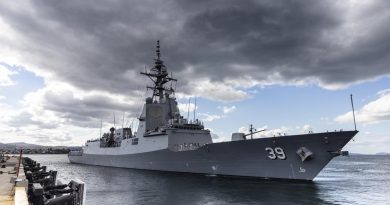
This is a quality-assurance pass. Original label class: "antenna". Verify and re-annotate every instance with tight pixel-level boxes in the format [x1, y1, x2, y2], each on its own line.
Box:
[249, 124, 256, 140]
[113, 112, 116, 129]
[174, 81, 177, 96]
[350, 94, 357, 131]
[187, 98, 191, 121]
[100, 119, 102, 138]
[140, 40, 177, 102]
[170, 72, 173, 89]
[244, 128, 266, 138]
[156, 40, 161, 60]
[122, 112, 125, 129]
[193, 97, 197, 121]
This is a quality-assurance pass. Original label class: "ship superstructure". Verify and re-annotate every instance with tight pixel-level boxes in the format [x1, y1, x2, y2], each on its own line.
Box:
[69, 41, 358, 181]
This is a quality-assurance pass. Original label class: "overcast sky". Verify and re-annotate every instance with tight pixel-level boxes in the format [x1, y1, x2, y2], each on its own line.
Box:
[0, 0, 389, 153]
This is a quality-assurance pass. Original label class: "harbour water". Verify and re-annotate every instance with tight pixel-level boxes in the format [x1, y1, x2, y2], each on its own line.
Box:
[27, 154, 389, 205]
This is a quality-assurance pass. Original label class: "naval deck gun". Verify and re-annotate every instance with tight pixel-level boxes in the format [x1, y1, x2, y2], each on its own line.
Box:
[231, 124, 267, 141]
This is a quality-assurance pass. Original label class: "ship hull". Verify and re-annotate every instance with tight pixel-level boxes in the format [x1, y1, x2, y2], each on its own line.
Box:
[69, 131, 357, 180]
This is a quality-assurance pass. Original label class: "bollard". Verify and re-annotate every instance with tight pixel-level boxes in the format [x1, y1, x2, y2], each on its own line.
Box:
[32, 183, 44, 205]
[22, 157, 85, 205]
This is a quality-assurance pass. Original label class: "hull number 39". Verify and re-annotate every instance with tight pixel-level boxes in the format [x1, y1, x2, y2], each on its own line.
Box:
[265, 147, 286, 160]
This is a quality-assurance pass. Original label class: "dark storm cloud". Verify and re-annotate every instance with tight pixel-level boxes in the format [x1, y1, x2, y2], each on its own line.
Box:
[40, 89, 139, 127]
[8, 112, 58, 129]
[174, 1, 342, 79]
[174, 0, 390, 87]
[1, 0, 390, 95]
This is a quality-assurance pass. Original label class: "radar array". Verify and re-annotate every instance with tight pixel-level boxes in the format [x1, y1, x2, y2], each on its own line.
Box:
[140, 40, 177, 101]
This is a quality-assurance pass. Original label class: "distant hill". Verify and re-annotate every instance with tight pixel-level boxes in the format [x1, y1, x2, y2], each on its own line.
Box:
[2, 142, 46, 149]
[375, 152, 390, 155]
[348, 153, 389, 156]
[0, 142, 18, 150]
[0, 142, 80, 152]
[349, 153, 365, 155]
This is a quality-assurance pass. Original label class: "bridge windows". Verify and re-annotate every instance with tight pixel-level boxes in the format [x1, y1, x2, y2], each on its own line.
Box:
[132, 138, 139, 145]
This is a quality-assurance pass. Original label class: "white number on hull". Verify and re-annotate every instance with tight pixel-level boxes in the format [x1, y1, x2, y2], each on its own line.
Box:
[265, 147, 276, 159]
[274, 147, 286, 160]
[265, 147, 286, 160]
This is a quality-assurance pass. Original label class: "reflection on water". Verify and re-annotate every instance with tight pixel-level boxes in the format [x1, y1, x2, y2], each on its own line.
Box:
[27, 155, 390, 205]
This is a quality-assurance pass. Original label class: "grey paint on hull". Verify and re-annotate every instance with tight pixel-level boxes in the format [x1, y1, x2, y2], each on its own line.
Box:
[69, 131, 357, 181]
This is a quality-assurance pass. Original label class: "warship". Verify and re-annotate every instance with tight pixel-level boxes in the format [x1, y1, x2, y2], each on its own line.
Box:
[69, 41, 358, 181]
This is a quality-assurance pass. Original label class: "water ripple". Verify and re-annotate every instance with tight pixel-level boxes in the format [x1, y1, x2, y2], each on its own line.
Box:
[27, 154, 390, 205]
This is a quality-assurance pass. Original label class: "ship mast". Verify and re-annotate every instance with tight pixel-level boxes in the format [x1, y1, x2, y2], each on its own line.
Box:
[140, 40, 177, 102]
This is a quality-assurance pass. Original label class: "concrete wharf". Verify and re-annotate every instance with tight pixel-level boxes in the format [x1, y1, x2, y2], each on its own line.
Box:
[0, 155, 28, 205]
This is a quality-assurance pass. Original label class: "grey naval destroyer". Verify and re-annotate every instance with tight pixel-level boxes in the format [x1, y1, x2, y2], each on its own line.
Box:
[69, 41, 358, 181]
